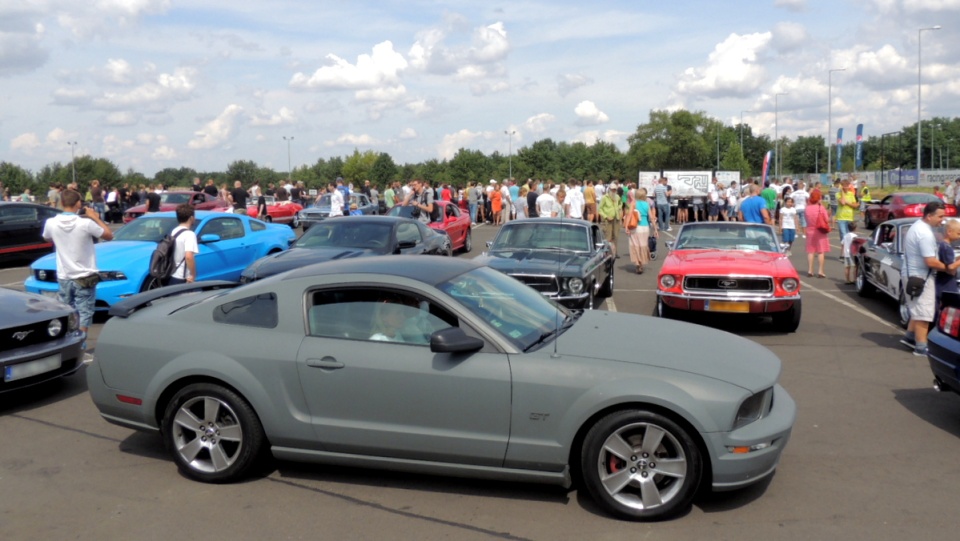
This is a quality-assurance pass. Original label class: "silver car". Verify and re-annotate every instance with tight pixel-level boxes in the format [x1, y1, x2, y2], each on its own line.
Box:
[88, 256, 795, 521]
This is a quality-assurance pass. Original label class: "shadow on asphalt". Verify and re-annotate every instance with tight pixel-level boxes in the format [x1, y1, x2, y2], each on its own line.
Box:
[0, 367, 89, 415]
[892, 387, 960, 438]
[694, 473, 773, 514]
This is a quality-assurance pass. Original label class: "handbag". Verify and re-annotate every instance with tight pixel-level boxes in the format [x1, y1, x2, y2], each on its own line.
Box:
[625, 209, 639, 230]
[816, 206, 831, 234]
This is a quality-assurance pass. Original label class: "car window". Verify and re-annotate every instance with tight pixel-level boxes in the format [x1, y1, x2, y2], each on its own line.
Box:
[38, 207, 61, 220]
[397, 222, 422, 244]
[0, 205, 38, 223]
[675, 223, 779, 252]
[876, 224, 895, 250]
[306, 288, 456, 345]
[114, 216, 178, 241]
[161, 193, 193, 205]
[200, 217, 245, 240]
[493, 222, 590, 252]
[445, 204, 458, 218]
[250, 220, 266, 231]
[213, 293, 278, 328]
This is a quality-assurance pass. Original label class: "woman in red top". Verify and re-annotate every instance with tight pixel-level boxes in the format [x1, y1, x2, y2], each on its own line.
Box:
[490, 183, 503, 226]
[804, 190, 831, 278]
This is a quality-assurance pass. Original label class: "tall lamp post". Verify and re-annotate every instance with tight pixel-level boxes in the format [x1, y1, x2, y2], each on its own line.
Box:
[881, 131, 900, 189]
[504, 130, 516, 180]
[67, 141, 78, 185]
[716, 122, 721, 171]
[282, 136, 294, 182]
[918, 25, 941, 174]
[775, 92, 788, 181]
[827, 67, 845, 177]
[740, 110, 752, 157]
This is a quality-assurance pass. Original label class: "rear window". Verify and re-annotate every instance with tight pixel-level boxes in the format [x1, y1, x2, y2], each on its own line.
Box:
[902, 194, 940, 204]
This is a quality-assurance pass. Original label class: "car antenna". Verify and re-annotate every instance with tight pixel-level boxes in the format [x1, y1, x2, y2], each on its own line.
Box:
[553, 187, 564, 359]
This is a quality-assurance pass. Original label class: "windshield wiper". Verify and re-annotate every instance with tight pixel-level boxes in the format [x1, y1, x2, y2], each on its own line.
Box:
[523, 313, 578, 351]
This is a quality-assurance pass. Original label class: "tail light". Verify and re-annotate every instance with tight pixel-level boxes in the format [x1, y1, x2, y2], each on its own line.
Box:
[938, 306, 960, 338]
[903, 205, 923, 217]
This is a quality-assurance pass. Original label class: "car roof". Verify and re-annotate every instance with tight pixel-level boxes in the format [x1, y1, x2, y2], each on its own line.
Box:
[505, 217, 592, 226]
[142, 211, 243, 219]
[312, 215, 411, 225]
[0, 201, 58, 210]
[283, 254, 482, 285]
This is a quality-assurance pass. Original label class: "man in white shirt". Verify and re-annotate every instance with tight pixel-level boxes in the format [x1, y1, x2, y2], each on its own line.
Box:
[167, 204, 199, 285]
[326, 183, 344, 217]
[42, 189, 114, 334]
[500, 182, 512, 223]
[536, 187, 557, 218]
[790, 182, 810, 237]
[567, 182, 585, 219]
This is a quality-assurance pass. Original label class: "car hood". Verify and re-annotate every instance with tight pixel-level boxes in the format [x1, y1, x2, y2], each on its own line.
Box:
[31, 241, 155, 273]
[0, 288, 72, 327]
[662, 249, 794, 276]
[555, 310, 780, 392]
[302, 206, 333, 214]
[242, 246, 383, 279]
[479, 249, 588, 274]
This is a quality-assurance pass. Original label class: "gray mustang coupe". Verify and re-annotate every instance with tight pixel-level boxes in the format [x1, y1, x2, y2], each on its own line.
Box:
[88, 256, 795, 521]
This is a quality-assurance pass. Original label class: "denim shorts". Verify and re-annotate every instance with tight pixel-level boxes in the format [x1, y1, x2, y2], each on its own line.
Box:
[782, 228, 796, 244]
[58, 278, 96, 329]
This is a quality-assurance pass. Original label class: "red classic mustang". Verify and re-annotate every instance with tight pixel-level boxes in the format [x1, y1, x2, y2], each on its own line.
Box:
[247, 195, 303, 228]
[656, 222, 801, 332]
[386, 200, 473, 253]
[124, 191, 229, 223]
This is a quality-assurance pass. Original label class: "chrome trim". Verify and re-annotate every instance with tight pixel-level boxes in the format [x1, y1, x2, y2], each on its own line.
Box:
[659, 292, 800, 303]
[682, 273, 775, 297]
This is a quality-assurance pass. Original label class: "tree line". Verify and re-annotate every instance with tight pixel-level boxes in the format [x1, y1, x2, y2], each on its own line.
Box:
[3, 110, 957, 197]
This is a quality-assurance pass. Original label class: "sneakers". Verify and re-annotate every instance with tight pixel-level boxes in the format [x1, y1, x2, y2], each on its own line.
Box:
[666, 227, 673, 232]
[900, 337, 916, 349]
[913, 346, 929, 357]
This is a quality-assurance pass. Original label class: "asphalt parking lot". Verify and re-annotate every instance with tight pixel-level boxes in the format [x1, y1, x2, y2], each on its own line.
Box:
[2, 221, 959, 540]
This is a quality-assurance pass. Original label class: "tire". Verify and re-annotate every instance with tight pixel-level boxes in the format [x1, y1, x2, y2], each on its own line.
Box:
[598, 266, 615, 298]
[140, 275, 164, 292]
[461, 229, 472, 253]
[264, 216, 272, 223]
[855, 262, 875, 297]
[290, 215, 300, 229]
[441, 237, 453, 257]
[162, 383, 265, 483]
[580, 410, 702, 521]
[898, 290, 910, 329]
[656, 295, 676, 319]
[865, 213, 875, 229]
[584, 286, 596, 310]
[773, 300, 801, 332]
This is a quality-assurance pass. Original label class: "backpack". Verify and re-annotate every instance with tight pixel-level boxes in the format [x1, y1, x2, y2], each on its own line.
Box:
[420, 191, 440, 222]
[149, 229, 187, 280]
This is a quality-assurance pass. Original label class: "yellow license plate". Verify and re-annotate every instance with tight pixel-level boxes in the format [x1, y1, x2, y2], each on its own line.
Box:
[705, 300, 750, 313]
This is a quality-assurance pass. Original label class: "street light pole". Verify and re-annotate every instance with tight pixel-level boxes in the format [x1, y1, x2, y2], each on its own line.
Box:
[282, 136, 294, 182]
[775, 92, 788, 181]
[504, 130, 515, 180]
[67, 141, 78, 185]
[740, 110, 751, 158]
[827, 68, 845, 177]
[918, 25, 941, 174]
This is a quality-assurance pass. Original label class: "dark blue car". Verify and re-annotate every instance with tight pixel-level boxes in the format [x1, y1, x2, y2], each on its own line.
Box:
[928, 291, 960, 396]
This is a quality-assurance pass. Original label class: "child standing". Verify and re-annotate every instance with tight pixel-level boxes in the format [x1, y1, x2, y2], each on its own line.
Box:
[841, 222, 859, 284]
[779, 197, 797, 256]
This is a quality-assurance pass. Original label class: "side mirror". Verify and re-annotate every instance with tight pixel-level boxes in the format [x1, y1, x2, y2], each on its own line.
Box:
[430, 327, 484, 353]
[199, 234, 221, 243]
[486, 241, 493, 248]
[666, 241, 675, 250]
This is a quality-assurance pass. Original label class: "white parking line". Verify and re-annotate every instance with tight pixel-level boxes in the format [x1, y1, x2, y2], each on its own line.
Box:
[2, 281, 24, 287]
[800, 280, 902, 332]
[605, 298, 617, 312]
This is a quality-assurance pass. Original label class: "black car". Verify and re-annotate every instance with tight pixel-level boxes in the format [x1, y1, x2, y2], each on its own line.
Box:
[0, 202, 62, 263]
[1, 288, 85, 393]
[240, 215, 453, 282]
[929, 291, 960, 397]
[477, 218, 615, 309]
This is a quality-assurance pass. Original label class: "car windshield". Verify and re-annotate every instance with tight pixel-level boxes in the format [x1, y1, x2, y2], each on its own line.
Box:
[294, 221, 393, 250]
[491, 222, 590, 252]
[387, 205, 415, 218]
[159, 193, 193, 205]
[674, 223, 780, 252]
[113, 216, 179, 242]
[438, 266, 572, 351]
[314, 194, 332, 207]
[902, 194, 940, 205]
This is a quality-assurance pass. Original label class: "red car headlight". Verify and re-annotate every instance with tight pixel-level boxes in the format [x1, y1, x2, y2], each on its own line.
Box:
[781, 278, 799, 293]
[660, 275, 677, 289]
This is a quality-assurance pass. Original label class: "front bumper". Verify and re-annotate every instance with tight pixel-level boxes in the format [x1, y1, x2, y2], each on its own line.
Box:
[25, 275, 141, 310]
[1, 331, 85, 393]
[660, 292, 799, 314]
[706, 384, 796, 490]
[927, 328, 960, 395]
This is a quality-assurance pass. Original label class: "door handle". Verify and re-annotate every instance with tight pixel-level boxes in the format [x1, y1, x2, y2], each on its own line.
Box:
[306, 357, 345, 369]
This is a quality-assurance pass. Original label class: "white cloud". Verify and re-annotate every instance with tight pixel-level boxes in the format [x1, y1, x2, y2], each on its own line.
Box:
[96, 58, 135, 85]
[45, 128, 74, 145]
[523, 113, 556, 134]
[558, 73, 593, 97]
[399, 128, 417, 139]
[152, 145, 177, 160]
[438, 129, 491, 160]
[10, 133, 41, 151]
[676, 32, 772, 99]
[92, 66, 196, 110]
[572, 130, 631, 146]
[0, 11, 49, 77]
[408, 19, 510, 85]
[249, 106, 297, 126]
[774, 0, 807, 12]
[289, 41, 407, 90]
[330, 133, 379, 146]
[104, 111, 138, 126]
[55, 0, 172, 39]
[574, 101, 609, 125]
[771, 22, 808, 52]
[188, 104, 244, 150]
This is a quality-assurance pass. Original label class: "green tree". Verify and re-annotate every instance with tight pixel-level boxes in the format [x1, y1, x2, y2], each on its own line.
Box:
[448, 148, 490, 187]
[517, 138, 558, 178]
[0, 161, 34, 197]
[784, 136, 824, 174]
[370, 152, 398, 188]
[225, 160, 259, 186]
[341, 149, 378, 185]
[154, 166, 198, 189]
[720, 142, 752, 179]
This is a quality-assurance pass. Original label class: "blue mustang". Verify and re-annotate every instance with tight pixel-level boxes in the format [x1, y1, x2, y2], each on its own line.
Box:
[25, 211, 295, 309]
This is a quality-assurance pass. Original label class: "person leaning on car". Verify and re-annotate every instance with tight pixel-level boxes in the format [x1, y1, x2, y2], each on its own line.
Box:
[42, 189, 114, 334]
[902, 200, 957, 357]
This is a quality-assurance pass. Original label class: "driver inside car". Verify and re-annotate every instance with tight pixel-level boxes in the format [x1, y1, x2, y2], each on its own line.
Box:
[370, 296, 435, 344]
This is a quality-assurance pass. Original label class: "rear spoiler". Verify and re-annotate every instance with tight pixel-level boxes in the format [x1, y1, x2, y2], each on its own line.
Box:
[108, 281, 238, 318]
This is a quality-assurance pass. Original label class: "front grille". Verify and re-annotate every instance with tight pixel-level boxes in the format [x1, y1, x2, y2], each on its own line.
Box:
[1, 317, 68, 354]
[511, 274, 560, 295]
[683, 276, 773, 294]
[34, 269, 58, 283]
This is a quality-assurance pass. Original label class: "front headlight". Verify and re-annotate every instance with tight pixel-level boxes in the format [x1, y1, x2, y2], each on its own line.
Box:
[782, 278, 799, 293]
[98, 271, 127, 281]
[38, 269, 48, 281]
[566, 277, 584, 294]
[734, 388, 774, 429]
[47, 318, 63, 337]
[660, 275, 677, 289]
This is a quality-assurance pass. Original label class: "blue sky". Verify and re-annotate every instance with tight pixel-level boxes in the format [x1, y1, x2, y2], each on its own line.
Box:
[3, 0, 960, 176]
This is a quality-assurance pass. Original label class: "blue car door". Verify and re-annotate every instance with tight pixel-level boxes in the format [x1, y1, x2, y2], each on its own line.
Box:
[195, 216, 255, 281]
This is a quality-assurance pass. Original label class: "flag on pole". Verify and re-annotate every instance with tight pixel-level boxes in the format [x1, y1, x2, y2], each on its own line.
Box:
[762, 150, 773, 185]
[836, 128, 844, 173]
[855, 124, 864, 170]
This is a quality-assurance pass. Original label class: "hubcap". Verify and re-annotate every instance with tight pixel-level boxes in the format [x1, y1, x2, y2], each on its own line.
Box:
[171, 396, 243, 473]
[856, 268, 864, 290]
[596, 422, 687, 511]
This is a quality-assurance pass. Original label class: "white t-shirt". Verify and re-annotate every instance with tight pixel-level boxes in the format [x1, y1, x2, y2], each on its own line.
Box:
[791, 189, 809, 210]
[329, 190, 344, 217]
[903, 220, 937, 277]
[779, 207, 797, 230]
[567, 189, 585, 219]
[726, 187, 738, 206]
[535, 193, 557, 217]
[842, 232, 858, 258]
[170, 225, 199, 280]
[41, 214, 105, 280]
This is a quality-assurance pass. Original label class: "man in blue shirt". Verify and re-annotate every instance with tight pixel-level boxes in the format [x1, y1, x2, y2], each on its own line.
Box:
[739, 184, 771, 224]
[336, 177, 350, 214]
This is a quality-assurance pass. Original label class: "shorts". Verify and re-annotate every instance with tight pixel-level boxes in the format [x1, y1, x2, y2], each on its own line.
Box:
[782, 228, 796, 244]
[843, 256, 855, 268]
[708, 202, 720, 217]
[678, 199, 689, 209]
[906, 275, 936, 323]
[602, 220, 618, 244]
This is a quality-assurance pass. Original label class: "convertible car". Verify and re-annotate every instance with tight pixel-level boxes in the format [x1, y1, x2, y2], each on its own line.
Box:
[240, 215, 453, 282]
[25, 211, 295, 309]
[0, 202, 62, 263]
[123, 191, 228, 223]
[656, 222, 801, 332]
[387, 200, 472, 253]
[477, 218, 613, 309]
[246, 195, 303, 228]
[863, 192, 957, 229]
[88, 256, 795, 521]
[1, 288, 84, 394]
[299, 193, 377, 230]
